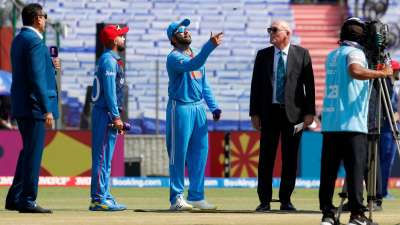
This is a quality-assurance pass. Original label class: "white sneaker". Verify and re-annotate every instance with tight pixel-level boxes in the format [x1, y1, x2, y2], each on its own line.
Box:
[187, 200, 217, 210]
[320, 217, 336, 225]
[169, 195, 193, 211]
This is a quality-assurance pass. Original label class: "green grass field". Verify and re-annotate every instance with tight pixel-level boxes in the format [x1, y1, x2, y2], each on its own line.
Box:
[0, 187, 399, 225]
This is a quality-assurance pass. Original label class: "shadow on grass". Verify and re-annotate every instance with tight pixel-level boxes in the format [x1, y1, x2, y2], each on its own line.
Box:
[134, 209, 321, 214]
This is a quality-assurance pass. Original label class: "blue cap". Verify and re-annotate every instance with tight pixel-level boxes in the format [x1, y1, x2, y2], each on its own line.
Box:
[166, 18, 190, 41]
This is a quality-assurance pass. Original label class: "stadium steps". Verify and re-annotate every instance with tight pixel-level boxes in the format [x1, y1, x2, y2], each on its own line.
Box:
[292, 3, 347, 114]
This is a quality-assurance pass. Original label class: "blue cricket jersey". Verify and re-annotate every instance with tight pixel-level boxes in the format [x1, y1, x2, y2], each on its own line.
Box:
[166, 40, 218, 112]
[322, 45, 370, 133]
[92, 49, 125, 119]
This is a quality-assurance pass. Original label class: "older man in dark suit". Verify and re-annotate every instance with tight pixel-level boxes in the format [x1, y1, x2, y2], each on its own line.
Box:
[5, 3, 59, 213]
[250, 20, 315, 211]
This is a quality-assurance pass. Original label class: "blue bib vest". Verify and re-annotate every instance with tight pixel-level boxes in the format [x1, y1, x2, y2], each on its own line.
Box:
[322, 45, 370, 133]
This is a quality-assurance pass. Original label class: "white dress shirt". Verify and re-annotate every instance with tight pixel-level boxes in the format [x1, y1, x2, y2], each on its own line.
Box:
[22, 26, 43, 40]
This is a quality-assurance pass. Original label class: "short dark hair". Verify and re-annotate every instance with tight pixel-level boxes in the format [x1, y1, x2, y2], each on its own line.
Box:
[21, 3, 43, 26]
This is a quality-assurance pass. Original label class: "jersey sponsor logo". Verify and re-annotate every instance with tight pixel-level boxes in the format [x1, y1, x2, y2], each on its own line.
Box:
[191, 71, 202, 79]
[105, 70, 116, 76]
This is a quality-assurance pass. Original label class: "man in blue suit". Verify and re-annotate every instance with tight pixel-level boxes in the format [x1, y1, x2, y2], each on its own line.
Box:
[5, 3, 59, 213]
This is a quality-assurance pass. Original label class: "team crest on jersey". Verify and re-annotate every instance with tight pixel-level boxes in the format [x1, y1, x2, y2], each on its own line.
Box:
[120, 78, 125, 84]
[191, 71, 202, 79]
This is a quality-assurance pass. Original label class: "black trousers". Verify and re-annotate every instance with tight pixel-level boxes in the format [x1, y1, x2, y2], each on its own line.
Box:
[319, 132, 367, 215]
[257, 105, 302, 204]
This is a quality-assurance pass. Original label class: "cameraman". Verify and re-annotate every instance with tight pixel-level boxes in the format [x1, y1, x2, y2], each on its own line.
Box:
[319, 17, 392, 225]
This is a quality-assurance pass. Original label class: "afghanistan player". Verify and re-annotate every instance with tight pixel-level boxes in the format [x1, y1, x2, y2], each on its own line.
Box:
[89, 24, 129, 211]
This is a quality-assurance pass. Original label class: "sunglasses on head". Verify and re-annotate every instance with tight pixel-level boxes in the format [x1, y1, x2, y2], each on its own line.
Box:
[37, 13, 47, 19]
[267, 27, 284, 34]
[174, 26, 187, 35]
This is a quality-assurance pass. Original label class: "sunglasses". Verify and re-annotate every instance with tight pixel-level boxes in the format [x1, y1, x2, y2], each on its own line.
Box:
[174, 26, 187, 35]
[37, 13, 48, 19]
[267, 27, 285, 34]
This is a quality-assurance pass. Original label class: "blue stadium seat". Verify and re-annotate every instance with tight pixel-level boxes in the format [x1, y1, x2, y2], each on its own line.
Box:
[33, 0, 311, 130]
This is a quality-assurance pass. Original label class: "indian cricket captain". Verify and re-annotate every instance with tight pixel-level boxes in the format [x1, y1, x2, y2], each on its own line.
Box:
[89, 24, 129, 211]
[165, 18, 223, 211]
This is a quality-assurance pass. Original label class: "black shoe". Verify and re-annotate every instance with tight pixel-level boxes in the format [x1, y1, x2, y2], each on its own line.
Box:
[19, 205, 52, 213]
[348, 214, 378, 225]
[255, 203, 271, 212]
[5, 202, 19, 211]
[280, 202, 296, 211]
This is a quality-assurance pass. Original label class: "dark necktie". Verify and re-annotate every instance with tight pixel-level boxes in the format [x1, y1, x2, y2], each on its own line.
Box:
[276, 51, 286, 103]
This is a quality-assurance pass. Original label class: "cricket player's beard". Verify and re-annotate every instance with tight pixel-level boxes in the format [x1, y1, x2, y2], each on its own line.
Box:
[117, 45, 125, 52]
[176, 35, 192, 46]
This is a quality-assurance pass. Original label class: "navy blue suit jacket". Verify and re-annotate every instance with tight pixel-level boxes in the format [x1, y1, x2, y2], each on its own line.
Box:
[10, 27, 59, 120]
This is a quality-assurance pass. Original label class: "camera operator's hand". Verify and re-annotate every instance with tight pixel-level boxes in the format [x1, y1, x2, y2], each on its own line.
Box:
[379, 64, 393, 78]
[113, 117, 124, 130]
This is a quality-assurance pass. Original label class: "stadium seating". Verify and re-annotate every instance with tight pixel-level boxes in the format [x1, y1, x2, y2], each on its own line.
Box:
[21, 0, 293, 133]
[23, 0, 400, 133]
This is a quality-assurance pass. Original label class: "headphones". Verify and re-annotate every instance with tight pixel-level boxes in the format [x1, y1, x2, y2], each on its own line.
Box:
[342, 17, 366, 29]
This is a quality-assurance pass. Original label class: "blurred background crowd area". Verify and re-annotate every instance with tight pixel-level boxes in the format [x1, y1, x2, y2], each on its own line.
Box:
[0, 0, 399, 134]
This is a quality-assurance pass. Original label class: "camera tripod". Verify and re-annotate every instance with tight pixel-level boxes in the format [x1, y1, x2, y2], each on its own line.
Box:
[335, 77, 400, 224]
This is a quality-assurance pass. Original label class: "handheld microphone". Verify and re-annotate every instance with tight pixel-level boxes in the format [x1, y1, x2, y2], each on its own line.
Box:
[49, 46, 58, 57]
[108, 122, 131, 131]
